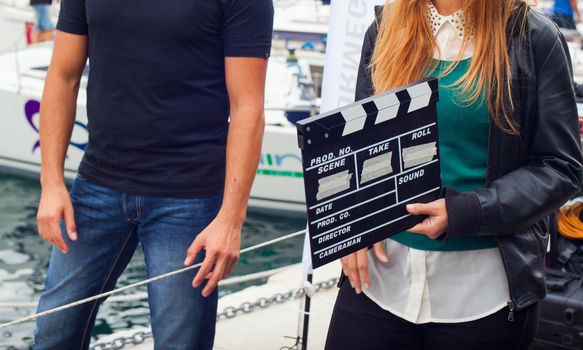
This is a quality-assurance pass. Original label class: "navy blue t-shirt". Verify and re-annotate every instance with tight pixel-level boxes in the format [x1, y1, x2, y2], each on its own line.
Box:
[57, 0, 273, 197]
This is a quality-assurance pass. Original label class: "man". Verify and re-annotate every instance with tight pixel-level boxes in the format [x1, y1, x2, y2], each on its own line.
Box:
[33, 0, 273, 349]
[552, 0, 581, 29]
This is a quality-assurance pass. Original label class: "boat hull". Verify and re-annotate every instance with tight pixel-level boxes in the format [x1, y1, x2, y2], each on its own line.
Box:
[0, 89, 307, 216]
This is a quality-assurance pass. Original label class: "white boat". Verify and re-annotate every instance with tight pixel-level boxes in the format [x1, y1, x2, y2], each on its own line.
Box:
[273, 0, 329, 44]
[0, 0, 330, 54]
[0, 43, 314, 216]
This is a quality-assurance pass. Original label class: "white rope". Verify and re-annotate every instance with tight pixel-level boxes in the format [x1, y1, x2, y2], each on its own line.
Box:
[0, 229, 306, 329]
[0, 265, 292, 309]
[219, 265, 290, 286]
[0, 302, 37, 309]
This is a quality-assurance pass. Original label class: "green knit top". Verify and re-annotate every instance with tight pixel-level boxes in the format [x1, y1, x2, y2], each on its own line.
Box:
[391, 59, 497, 251]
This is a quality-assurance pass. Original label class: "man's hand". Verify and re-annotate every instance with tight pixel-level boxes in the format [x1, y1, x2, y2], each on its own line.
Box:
[406, 199, 448, 239]
[37, 183, 77, 253]
[184, 215, 241, 297]
[183, 57, 267, 297]
[36, 31, 87, 254]
[182, 57, 267, 297]
[340, 242, 388, 294]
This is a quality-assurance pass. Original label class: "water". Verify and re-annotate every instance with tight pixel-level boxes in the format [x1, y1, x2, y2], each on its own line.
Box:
[0, 174, 306, 349]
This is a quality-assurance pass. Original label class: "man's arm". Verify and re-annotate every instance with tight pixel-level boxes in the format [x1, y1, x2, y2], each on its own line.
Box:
[185, 57, 267, 297]
[36, 31, 88, 253]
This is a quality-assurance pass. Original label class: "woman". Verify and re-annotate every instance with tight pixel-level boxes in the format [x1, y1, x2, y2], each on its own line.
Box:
[325, 1, 583, 349]
[30, 0, 55, 43]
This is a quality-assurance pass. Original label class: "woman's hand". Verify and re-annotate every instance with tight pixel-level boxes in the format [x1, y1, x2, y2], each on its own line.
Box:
[406, 199, 448, 239]
[340, 242, 389, 294]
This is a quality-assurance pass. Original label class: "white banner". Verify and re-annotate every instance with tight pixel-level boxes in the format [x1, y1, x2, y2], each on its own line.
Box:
[320, 0, 385, 113]
[303, 0, 385, 274]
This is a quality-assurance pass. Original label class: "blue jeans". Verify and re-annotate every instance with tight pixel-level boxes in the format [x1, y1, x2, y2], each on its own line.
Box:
[34, 176, 222, 350]
[31, 4, 55, 31]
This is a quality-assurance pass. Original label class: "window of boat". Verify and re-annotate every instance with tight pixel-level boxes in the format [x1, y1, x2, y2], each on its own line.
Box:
[31, 65, 90, 77]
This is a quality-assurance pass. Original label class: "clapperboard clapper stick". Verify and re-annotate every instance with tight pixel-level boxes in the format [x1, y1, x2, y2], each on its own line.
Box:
[297, 77, 442, 268]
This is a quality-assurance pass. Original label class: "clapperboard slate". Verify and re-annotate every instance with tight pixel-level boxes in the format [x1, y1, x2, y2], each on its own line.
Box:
[297, 77, 441, 268]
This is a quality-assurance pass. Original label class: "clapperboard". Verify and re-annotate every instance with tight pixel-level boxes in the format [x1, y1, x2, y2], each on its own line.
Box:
[297, 77, 441, 268]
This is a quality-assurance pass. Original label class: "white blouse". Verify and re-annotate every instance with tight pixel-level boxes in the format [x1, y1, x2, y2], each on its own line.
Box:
[362, 2, 511, 324]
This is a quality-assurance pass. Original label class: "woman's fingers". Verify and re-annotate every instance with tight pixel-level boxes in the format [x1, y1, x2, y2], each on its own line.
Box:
[341, 253, 360, 293]
[356, 248, 370, 291]
[408, 218, 432, 235]
[341, 248, 372, 294]
[406, 202, 438, 215]
[373, 242, 389, 263]
[406, 199, 448, 239]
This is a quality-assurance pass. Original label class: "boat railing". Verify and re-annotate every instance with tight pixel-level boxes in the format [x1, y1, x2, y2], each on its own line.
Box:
[0, 226, 340, 350]
[0, 228, 309, 329]
[0, 265, 297, 309]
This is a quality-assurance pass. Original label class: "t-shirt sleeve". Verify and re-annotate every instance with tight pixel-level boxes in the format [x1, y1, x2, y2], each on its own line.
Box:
[56, 0, 88, 35]
[222, 0, 274, 58]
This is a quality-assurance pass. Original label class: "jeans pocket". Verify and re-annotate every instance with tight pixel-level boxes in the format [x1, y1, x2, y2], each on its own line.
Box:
[70, 174, 110, 200]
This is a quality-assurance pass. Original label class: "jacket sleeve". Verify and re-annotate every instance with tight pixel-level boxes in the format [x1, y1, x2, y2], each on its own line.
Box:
[355, 22, 376, 101]
[445, 31, 583, 238]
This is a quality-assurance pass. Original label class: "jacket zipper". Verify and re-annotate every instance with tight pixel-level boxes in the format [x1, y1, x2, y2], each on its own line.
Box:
[497, 236, 518, 320]
[489, 125, 519, 322]
[507, 299, 515, 322]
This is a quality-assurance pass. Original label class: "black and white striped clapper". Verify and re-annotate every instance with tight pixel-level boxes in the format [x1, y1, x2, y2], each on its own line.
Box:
[296, 77, 442, 268]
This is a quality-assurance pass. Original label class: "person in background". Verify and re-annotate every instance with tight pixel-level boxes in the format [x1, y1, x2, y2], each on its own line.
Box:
[325, 0, 582, 349]
[33, 0, 273, 349]
[30, 0, 55, 43]
[552, 0, 581, 29]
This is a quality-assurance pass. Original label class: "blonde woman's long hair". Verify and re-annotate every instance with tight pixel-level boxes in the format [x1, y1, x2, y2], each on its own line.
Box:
[371, 0, 529, 133]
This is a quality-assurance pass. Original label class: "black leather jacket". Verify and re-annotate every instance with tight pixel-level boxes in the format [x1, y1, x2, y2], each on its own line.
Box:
[357, 5, 583, 311]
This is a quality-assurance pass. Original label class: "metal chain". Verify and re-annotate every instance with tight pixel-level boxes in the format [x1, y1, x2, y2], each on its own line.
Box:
[215, 277, 338, 321]
[89, 277, 339, 350]
[90, 331, 153, 350]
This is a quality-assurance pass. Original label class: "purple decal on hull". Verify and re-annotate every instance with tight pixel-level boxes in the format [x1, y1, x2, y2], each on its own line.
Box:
[25, 99, 88, 153]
